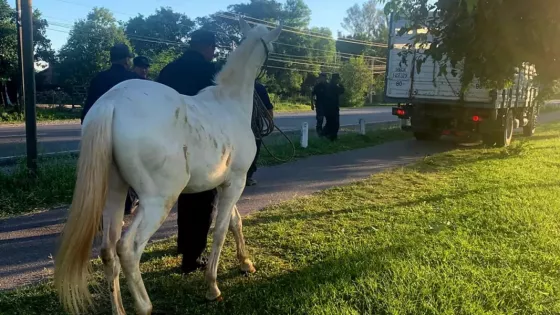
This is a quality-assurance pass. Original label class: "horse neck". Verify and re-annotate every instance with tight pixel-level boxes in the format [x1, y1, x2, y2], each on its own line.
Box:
[215, 38, 264, 118]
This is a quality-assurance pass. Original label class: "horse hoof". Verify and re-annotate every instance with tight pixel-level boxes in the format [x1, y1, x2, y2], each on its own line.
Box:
[241, 265, 256, 275]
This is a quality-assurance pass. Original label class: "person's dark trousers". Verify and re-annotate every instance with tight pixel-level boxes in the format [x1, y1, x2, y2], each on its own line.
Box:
[177, 189, 217, 273]
[124, 191, 133, 215]
[324, 111, 340, 141]
[316, 115, 324, 135]
[124, 188, 138, 215]
[248, 137, 262, 179]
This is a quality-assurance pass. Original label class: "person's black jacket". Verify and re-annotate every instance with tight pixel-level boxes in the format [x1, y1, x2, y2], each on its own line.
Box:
[312, 82, 328, 115]
[324, 82, 345, 115]
[254, 82, 273, 111]
[157, 50, 217, 96]
[81, 64, 140, 123]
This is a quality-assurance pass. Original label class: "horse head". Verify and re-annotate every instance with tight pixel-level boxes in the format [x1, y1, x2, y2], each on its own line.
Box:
[237, 17, 283, 71]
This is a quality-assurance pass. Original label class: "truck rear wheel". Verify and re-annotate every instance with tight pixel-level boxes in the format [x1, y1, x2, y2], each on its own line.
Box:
[413, 131, 440, 141]
[496, 110, 514, 147]
[523, 108, 537, 137]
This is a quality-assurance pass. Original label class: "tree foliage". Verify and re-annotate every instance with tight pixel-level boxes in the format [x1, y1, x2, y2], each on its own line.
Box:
[339, 56, 374, 107]
[377, 0, 560, 91]
[1, 0, 397, 108]
[57, 8, 130, 89]
[125, 7, 194, 58]
[338, 1, 388, 59]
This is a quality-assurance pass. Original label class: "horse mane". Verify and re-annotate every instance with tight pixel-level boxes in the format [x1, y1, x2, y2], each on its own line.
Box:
[214, 24, 270, 87]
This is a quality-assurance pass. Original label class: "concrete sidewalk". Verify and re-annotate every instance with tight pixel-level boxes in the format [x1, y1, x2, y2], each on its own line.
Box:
[2, 110, 559, 290]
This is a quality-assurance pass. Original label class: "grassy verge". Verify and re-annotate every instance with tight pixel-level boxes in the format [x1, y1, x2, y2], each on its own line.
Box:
[0, 107, 81, 125]
[2, 123, 560, 314]
[0, 124, 408, 217]
[273, 101, 311, 112]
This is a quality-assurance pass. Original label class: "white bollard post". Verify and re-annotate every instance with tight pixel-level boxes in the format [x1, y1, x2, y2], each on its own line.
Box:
[359, 118, 366, 135]
[300, 122, 309, 148]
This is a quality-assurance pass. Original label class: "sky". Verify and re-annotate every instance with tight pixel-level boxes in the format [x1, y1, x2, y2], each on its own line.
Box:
[33, 0, 373, 51]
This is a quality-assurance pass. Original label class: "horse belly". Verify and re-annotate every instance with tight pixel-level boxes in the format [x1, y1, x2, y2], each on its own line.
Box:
[182, 155, 229, 194]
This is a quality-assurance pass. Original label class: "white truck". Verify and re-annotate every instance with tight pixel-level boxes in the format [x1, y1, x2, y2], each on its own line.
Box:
[385, 14, 540, 146]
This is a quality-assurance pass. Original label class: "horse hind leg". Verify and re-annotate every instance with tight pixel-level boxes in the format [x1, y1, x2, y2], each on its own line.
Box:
[100, 164, 128, 315]
[229, 205, 255, 274]
[205, 177, 246, 301]
[116, 195, 176, 315]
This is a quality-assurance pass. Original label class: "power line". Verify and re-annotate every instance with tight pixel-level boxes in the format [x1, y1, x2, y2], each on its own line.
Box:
[215, 13, 388, 48]
[45, 18, 388, 73]
[264, 65, 334, 74]
[45, 27, 379, 74]
[45, 16, 386, 61]
[46, 19, 381, 69]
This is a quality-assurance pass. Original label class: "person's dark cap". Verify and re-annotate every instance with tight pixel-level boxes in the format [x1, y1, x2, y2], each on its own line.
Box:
[110, 43, 133, 62]
[190, 29, 216, 46]
[133, 56, 151, 68]
[319, 72, 327, 77]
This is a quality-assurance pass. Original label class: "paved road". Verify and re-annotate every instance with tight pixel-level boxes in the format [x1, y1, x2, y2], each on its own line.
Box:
[0, 107, 395, 158]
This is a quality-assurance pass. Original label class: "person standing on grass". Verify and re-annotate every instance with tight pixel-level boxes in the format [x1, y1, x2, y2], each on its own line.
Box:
[156, 29, 219, 275]
[311, 73, 328, 135]
[323, 73, 345, 141]
[132, 56, 151, 79]
[247, 81, 274, 186]
[81, 43, 139, 124]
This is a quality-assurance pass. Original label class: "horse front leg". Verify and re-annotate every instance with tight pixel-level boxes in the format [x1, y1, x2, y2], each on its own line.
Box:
[205, 177, 246, 301]
[229, 205, 256, 274]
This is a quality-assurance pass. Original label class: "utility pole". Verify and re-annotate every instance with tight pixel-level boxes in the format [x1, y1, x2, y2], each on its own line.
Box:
[369, 58, 376, 104]
[21, 0, 37, 176]
[15, 0, 25, 113]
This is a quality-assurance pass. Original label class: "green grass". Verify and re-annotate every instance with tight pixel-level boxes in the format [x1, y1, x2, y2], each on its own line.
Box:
[2, 123, 560, 314]
[0, 125, 407, 217]
[273, 101, 311, 112]
[0, 107, 81, 124]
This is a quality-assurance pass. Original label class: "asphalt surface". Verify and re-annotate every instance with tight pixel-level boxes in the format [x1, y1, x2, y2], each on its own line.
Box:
[0, 138, 453, 291]
[0, 107, 395, 158]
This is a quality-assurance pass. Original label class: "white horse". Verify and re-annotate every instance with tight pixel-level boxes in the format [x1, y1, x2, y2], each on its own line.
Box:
[53, 18, 282, 315]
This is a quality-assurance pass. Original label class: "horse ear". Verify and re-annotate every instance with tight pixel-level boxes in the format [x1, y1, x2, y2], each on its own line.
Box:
[263, 22, 283, 43]
[239, 17, 251, 36]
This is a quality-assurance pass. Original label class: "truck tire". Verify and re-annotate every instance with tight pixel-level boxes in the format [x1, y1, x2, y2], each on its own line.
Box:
[496, 110, 514, 147]
[523, 108, 537, 137]
[413, 131, 440, 141]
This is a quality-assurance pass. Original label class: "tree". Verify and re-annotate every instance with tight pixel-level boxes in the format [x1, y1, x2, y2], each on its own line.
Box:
[339, 56, 373, 107]
[198, 0, 336, 96]
[338, 1, 388, 58]
[125, 7, 195, 58]
[0, 0, 17, 85]
[147, 48, 181, 80]
[0, 0, 54, 107]
[376, 0, 560, 91]
[56, 8, 130, 93]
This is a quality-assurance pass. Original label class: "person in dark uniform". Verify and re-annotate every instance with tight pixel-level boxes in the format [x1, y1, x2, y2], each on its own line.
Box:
[123, 56, 152, 216]
[246, 82, 274, 186]
[81, 43, 138, 123]
[132, 56, 151, 79]
[156, 29, 218, 274]
[323, 73, 345, 141]
[311, 73, 328, 135]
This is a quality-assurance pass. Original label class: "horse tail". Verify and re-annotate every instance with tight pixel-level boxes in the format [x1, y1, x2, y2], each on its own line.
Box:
[54, 102, 115, 315]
